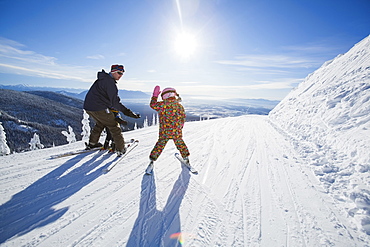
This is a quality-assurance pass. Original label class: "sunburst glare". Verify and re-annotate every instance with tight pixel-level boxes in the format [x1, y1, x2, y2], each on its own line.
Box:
[173, 31, 198, 59]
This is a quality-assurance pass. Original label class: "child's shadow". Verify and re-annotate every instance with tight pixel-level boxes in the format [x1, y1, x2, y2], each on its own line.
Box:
[127, 166, 191, 246]
[0, 151, 109, 244]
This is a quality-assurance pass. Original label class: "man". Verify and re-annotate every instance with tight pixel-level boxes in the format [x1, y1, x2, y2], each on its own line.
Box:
[83, 64, 140, 156]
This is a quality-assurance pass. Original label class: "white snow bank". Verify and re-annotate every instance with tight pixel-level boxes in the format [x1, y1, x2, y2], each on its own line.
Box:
[269, 35, 370, 236]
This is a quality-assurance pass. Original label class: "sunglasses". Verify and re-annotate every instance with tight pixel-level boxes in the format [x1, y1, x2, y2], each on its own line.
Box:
[117, 71, 123, 75]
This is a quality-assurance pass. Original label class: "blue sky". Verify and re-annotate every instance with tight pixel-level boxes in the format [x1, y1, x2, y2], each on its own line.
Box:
[0, 0, 369, 100]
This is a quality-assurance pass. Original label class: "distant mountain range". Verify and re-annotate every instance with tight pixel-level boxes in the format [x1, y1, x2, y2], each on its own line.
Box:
[0, 84, 150, 101]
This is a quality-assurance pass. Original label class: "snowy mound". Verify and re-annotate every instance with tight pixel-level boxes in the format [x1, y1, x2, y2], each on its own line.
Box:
[270, 35, 370, 163]
[269, 35, 370, 234]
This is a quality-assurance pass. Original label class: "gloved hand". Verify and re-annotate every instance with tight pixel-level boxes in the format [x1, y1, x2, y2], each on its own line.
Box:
[133, 113, 141, 119]
[152, 85, 161, 97]
[115, 115, 128, 125]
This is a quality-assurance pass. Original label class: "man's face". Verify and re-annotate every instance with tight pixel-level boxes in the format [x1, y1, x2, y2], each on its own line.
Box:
[112, 71, 123, 80]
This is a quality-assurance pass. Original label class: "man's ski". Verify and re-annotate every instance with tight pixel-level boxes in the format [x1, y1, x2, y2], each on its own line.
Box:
[49, 147, 101, 159]
[174, 153, 198, 174]
[103, 140, 139, 173]
[49, 139, 136, 159]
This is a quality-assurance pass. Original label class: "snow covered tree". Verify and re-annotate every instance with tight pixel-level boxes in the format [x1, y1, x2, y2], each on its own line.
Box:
[29, 133, 44, 150]
[152, 113, 159, 126]
[134, 122, 138, 130]
[62, 125, 76, 144]
[143, 116, 149, 128]
[152, 113, 157, 126]
[81, 110, 90, 140]
[0, 122, 10, 155]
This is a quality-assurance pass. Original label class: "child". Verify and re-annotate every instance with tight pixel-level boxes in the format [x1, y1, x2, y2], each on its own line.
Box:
[146, 86, 190, 174]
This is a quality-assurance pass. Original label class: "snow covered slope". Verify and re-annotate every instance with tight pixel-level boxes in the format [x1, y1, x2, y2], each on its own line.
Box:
[1, 116, 369, 246]
[269, 35, 370, 237]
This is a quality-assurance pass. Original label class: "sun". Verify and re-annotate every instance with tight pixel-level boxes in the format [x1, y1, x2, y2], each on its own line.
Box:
[173, 31, 198, 59]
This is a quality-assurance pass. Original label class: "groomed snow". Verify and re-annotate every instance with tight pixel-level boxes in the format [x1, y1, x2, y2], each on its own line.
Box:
[0, 115, 369, 246]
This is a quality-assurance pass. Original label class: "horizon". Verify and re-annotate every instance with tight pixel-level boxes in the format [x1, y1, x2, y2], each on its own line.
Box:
[0, 0, 369, 100]
[0, 84, 282, 106]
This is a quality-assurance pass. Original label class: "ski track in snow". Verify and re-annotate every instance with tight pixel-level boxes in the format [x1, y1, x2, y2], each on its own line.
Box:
[0, 115, 369, 246]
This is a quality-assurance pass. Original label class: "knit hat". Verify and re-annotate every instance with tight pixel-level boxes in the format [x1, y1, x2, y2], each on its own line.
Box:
[161, 87, 178, 100]
[111, 64, 125, 73]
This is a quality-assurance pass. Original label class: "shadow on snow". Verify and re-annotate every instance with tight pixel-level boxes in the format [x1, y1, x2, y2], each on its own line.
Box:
[0, 151, 113, 244]
[127, 166, 191, 246]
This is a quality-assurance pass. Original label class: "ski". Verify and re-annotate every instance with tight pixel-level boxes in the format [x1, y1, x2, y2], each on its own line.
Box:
[49, 146, 101, 159]
[49, 139, 136, 159]
[103, 140, 139, 173]
[174, 153, 198, 174]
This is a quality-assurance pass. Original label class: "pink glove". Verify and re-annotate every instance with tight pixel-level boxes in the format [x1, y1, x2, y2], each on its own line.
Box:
[152, 85, 161, 97]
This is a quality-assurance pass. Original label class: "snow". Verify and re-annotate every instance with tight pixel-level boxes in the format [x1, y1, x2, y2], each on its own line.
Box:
[0, 115, 368, 246]
[269, 34, 370, 239]
[0, 35, 370, 246]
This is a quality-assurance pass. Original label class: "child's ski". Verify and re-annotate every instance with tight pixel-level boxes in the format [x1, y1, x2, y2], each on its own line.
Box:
[175, 153, 198, 174]
[145, 161, 154, 175]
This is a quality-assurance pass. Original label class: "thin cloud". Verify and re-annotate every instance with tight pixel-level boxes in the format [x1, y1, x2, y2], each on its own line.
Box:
[176, 78, 301, 97]
[176, 77, 303, 100]
[0, 37, 94, 82]
[0, 63, 91, 82]
[216, 54, 319, 69]
[178, 81, 200, 84]
[282, 40, 340, 53]
[86, 54, 105, 60]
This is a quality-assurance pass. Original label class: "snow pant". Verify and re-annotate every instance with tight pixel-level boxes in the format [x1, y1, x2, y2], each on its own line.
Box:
[86, 110, 125, 152]
[149, 136, 190, 161]
[103, 128, 115, 150]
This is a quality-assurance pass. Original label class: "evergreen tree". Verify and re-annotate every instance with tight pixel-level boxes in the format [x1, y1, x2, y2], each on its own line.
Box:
[0, 122, 11, 155]
[62, 126, 76, 144]
[29, 133, 44, 150]
[152, 113, 156, 126]
[81, 110, 90, 140]
[143, 116, 149, 128]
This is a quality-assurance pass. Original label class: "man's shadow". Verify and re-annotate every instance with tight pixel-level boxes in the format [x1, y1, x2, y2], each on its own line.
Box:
[127, 166, 191, 247]
[0, 151, 112, 244]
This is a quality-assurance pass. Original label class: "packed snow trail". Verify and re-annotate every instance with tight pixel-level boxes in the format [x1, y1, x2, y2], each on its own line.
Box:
[0, 115, 368, 246]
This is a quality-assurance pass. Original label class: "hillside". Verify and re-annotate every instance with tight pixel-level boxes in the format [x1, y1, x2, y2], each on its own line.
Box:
[270, 35, 370, 237]
[1, 116, 369, 246]
[0, 89, 85, 152]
